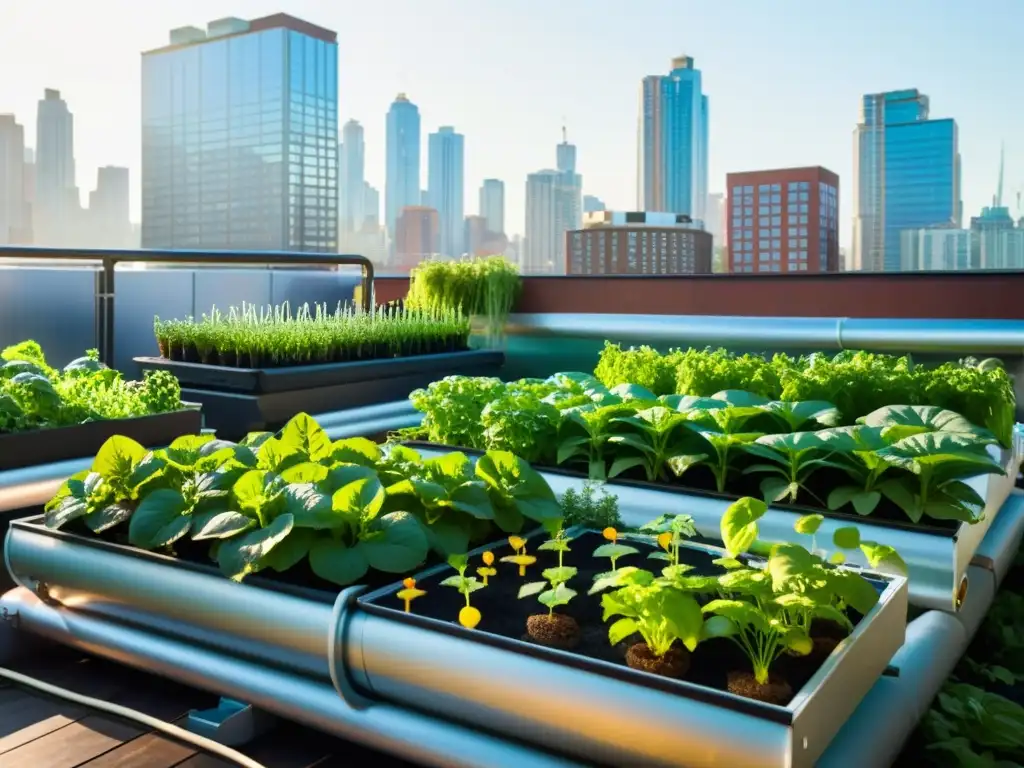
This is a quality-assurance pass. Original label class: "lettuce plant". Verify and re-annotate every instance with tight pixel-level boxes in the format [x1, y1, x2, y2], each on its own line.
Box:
[606, 406, 702, 482]
[557, 402, 637, 480]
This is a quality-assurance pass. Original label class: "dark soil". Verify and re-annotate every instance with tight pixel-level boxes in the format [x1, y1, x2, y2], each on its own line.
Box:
[726, 670, 793, 705]
[162, 336, 471, 369]
[627, 642, 690, 678]
[368, 530, 862, 706]
[526, 613, 580, 649]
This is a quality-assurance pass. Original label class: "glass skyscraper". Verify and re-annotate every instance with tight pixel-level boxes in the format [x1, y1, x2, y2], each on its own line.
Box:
[385, 94, 421, 242]
[637, 55, 709, 223]
[852, 89, 961, 271]
[141, 14, 338, 252]
[427, 126, 465, 257]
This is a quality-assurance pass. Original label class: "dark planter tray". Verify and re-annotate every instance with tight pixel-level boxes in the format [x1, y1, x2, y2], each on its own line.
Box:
[150, 351, 504, 440]
[0, 408, 203, 471]
[135, 350, 498, 395]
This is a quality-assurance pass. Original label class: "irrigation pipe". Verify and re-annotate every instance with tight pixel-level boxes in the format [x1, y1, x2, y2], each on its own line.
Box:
[0, 666, 268, 768]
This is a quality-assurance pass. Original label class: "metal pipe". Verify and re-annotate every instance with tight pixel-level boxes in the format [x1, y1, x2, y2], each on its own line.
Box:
[0, 458, 90, 513]
[502, 313, 1024, 355]
[0, 589, 578, 768]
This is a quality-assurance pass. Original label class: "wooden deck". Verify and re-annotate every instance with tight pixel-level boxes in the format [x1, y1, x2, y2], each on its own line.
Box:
[0, 647, 414, 768]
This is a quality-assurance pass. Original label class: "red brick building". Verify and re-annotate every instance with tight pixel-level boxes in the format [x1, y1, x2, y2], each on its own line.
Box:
[565, 211, 712, 275]
[392, 206, 439, 273]
[726, 166, 839, 273]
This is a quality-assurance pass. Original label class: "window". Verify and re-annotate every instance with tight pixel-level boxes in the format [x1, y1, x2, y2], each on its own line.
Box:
[759, 205, 770, 215]
[771, 227, 781, 237]
[759, 217, 770, 227]
[771, 216, 781, 226]
[800, 226, 808, 236]
[759, 184, 771, 193]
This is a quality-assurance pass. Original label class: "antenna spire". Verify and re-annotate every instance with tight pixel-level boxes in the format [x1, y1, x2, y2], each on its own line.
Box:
[561, 116, 567, 144]
[996, 141, 1005, 208]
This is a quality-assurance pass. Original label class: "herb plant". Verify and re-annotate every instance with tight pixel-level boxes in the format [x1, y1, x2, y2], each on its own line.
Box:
[559, 482, 623, 530]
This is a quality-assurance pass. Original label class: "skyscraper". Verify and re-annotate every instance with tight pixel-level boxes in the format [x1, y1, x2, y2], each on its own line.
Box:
[141, 14, 339, 252]
[0, 115, 28, 244]
[35, 89, 78, 246]
[339, 120, 365, 235]
[88, 166, 131, 248]
[479, 178, 505, 235]
[385, 94, 421, 240]
[637, 55, 709, 222]
[427, 126, 465, 257]
[524, 170, 561, 274]
[852, 89, 961, 271]
[362, 182, 380, 230]
[556, 128, 583, 236]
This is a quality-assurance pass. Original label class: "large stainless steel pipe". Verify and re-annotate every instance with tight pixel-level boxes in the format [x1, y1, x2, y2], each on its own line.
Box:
[0, 588, 577, 768]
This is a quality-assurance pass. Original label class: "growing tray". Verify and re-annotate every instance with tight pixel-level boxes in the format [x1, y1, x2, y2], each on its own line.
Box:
[353, 527, 908, 768]
[5, 516, 907, 768]
[406, 441, 1018, 613]
[0, 408, 203, 471]
[136, 351, 504, 440]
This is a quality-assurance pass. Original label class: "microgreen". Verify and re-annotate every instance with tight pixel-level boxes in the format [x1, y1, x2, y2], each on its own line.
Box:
[518, 522, 579, 616]
[592, 527, 638, 572]
[440, 553, 487, 628]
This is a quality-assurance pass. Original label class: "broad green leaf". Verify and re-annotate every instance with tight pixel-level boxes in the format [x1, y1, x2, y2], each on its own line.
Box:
[827, 486, 882, 516]
[217, 513, 295, 582]
[592, 542, 640, 560]
[324, 464, 378, 494]
[92, 435, 148, 481]
[812, 605, 853, 632]
[86, 503, 133, 533]
[833, 526, 861, 550]
[608, 455, 647, 479]
[279, 462, 329, 484]
[609, 383, 658, 401]
[760, 477, 796, 504]
[329, 437, 382, 466]
[422, 516, 470, 556]
[712, 390, 771, 407]
[657, 589, 705, 652]
[767, 544, 815, 591]
[763, 400, 841, 429]
[44, 495, 89, 529]
[701, 614, 736, 640]
[359, 511, 430, 573]
[332, 476, 385, 520]
[279, 413, 332, 461]
[284, 483, 336, 529]
[165, 434, 217, 469]
[720, 497, 767, 557]
[241, 431, 273, 450]
[425, 451, 473, 481]
[261, 528, 315, 572]
[129, 453, 169, 495]
[129, 489, 191, 549]
[755, 430, 826, 453]
[828, 569, 881, 615]
[447, 482, 495, 520]
[702, 598, 767, 632]
[232, 470, 284, 514]
[784, 630, 814, 656]
[860, 541, 909, 576]
[859, 405, 995, 442]
[607, 617, 639, 646]
[794, 514, 824, 535]
[308, 537, 369, 585]
[542, 565, 577, 584]
[518, 581, 548, 599]
[475, 450, 561, 523]
[539, 583, 577, 609]
[879, 478, 921, 523]
[256, 437, 306, 473]
[191, 509, 255, 540]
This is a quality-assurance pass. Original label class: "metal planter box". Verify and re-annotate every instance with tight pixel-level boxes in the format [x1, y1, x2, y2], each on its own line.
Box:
[410, 443, 1017, 612]
[4, 516, 906, 768]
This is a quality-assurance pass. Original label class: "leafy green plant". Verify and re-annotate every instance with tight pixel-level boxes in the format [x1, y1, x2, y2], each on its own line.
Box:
[606, 405, 701, 482]
[480, 391, 560, 464]
[743, 430, 847, 504]
[592, 527, 639, 572]
[518, 522, 578, 617]
[556, 402, 634, 480]
[409, 375, 505, 450]
[441, 553, 487, 629]
[559, 482, 622, 530]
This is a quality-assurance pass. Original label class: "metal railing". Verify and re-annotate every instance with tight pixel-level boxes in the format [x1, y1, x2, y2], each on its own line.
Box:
[0, 247, 374, 366]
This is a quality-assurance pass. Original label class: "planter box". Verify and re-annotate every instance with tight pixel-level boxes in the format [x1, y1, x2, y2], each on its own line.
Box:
[407, 442, 1017, 612]
[353, 528, 907, 768]
[4, 516, 906, 768]
[135, 351, 504, 440]
[0, 407, 203, 472]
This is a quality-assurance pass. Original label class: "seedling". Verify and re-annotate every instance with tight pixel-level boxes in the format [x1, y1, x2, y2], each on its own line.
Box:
[396, 577, 426, 613]
[476, 550, 497, 585]
[501, 535, 537, 576]
[518, 524, 581, 648]
[593, 527, 638, 572]
[440, 554, 486, 629]
[640, 513, 696, 568]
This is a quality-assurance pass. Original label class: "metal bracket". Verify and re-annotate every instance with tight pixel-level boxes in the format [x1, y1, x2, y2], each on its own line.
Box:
[186, 698, 276, 746]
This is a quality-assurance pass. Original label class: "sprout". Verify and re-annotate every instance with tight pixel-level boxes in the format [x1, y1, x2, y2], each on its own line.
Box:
[441, 554, 486, 630]
[593, 527, 638, 572]
[396, 576, 426, 613]
[501, 553, 537, 577]
[477, 550, 497, 585]
[508, 535, 527, 553]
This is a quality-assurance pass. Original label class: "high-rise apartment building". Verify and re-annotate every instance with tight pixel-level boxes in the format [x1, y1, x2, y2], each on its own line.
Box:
[524, 170, 561, 274]
[637, 55, 709, 222]
[705, 192, 724, 247]
[726, 166, 840, 273]
[427, 126, 465, 257]
[88, 166, 131, 248]
[339, 120, 365, 235]
[35, 89, 79, 246]
[385, 94, 421, 240]
[0, 115, 28, 244]
[478, 178, 505, 235]
[566, 211, 712, 275]
[852, 89, 961, 271]
[142, 14, 338, 252]
[901, 206, 1024, 271]
[392, 206, 438, 272]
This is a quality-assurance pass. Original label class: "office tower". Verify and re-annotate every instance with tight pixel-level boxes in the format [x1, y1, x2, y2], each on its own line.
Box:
[339, 120, 365, 234]
[852, 89, 960, 271]
[385, 94, 421, 239]
[557, 127, 583, 234]
[524, 170, 561, 273]
[362, 182, 380, 230]
[35, 89, 79, 246]
[726, 167, 839, 274]
[567, 211, 712, 275]
[0, 115, 28, 244]
[393, 206, 439, 272]
[705, 192, 724, 246]
[637, 55, 709, 222]
[427, 126, 465, 256]
[583, 195, 605, 213]
[142, 14, 338, 252]
[478, 178, 505, 235]
[88, 166, 131, 248]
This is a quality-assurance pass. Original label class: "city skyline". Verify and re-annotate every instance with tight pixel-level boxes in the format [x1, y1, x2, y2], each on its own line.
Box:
[1, 0, 1022, 251]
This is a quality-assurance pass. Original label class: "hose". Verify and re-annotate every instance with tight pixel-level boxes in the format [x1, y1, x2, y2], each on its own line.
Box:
[0, 666, 269, 768]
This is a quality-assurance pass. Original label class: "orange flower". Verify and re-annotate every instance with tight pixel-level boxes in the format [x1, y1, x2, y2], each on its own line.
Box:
[403, 577, 417, 590]
[482, 551, 495, 566]
[657, 532, 672, 551]
[602, 527, 618, 542]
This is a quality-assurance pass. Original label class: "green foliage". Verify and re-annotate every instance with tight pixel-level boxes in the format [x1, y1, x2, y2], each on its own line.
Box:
[43, 412, 562, 587]
[154, 302, 470, 368]
[594, 342, 682, 395]
[519, 525, 578, 615]
[0, 341, 185, 434]
[559, 483, 623, 530]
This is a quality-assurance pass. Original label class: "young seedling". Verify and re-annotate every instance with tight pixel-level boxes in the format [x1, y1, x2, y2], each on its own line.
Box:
[517, 522, 581, 648]
[476, 550, 497, 585]
[396, 577, 426, 613]
[640, 513, 697, 568]
[440, 554, 486, 629]
[593, 527, 638, 572]
[501, 535, 537, 576]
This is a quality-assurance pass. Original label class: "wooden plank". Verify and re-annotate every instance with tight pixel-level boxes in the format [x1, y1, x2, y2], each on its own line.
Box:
[79, 717, 197, 768]
[174, 723, 337, 768]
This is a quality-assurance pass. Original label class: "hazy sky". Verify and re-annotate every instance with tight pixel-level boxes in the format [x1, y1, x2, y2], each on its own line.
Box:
[2, 0, 1021, 248]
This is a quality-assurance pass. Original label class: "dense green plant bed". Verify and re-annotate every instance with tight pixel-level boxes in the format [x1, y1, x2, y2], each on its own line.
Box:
[401, 373, 1007, 528]
[362, 497, 903, 705]
[41, 412, 565, 591]
[0, 340, 185, 435]
[595, 344, 1016, 448]
[153, 303, 470, 369]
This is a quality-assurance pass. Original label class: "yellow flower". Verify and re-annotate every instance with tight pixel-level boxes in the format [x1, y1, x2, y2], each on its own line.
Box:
[602, 527, 618, 542]
[396, 579, 427, 613]
[476, 566, 497, 586]
[508, 535, 527, 553]
[657, 532, 672, 551]
[481, 551, 495, 566]
[459, 605, 482, 629]
[500, 553, 537, 577]
[403, 577, 417, 590]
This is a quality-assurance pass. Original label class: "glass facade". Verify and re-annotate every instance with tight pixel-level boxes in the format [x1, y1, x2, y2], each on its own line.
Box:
[385, 95, 421, 240]
[141, 25, 337, 252]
